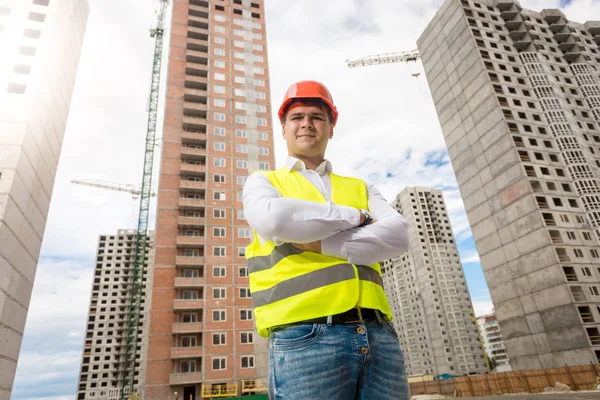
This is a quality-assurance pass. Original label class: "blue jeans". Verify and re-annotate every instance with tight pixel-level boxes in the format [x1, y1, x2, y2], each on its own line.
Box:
[268, 318, 410, 399]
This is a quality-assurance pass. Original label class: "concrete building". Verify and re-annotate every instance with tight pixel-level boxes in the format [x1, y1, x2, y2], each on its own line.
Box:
[0, 0, 88, 397]
[381, 187, 486, 377]
[477, 312, 511, 372]
[76, 229, 154, 400]
[418, 0, 600, 369]
[143, 0, 274, 398]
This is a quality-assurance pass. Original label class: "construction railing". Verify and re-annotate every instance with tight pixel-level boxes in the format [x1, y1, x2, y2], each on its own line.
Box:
[409, 363, 600, 397]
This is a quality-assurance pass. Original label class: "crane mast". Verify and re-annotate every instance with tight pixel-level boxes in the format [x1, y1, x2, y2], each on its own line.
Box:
[346, 49, 420, 68]
[120, 1, 168, 398]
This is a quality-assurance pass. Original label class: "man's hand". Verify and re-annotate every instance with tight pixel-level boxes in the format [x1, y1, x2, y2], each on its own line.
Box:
[359, 210, 376, 226]
[290, 241, 321, 253]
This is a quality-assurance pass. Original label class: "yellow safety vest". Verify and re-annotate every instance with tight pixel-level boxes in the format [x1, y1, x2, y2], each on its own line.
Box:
[246, 167, 392, 337]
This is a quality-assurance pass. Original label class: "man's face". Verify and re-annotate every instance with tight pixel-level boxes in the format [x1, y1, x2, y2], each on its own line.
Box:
[282, 102, 333, 159]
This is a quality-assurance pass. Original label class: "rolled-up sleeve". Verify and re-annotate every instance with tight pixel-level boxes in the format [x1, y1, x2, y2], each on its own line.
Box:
[321, 184, 409, 265]
[242, 172, 361, 245]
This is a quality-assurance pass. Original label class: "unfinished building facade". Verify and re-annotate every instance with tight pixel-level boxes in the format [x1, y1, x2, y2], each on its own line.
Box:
[0, 0, 88, 397]
[381, 187, 486, 377]
[76, 230, 154, 400]
[143, 0, 274, 398]
[418, 0, 600, 369]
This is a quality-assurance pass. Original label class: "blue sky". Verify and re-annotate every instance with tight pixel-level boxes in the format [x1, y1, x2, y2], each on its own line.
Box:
[10, 0, 600, 399]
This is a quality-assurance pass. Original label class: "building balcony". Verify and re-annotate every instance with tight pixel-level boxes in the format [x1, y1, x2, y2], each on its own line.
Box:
[558, 40, 578, 51]
[182, 115, 206, 132]
[495, 0, 520, 11]
[184, 86, 207, 102]
[181, 145, 206, 158]
[541, 9, 565, 23]
[187, 26, 208, 40]
[173, 299, 204, 310]
[178, 216, 205, 228]
[181, 128, 206, 141]
[175, 277, 205, 288]
[179, 180, 205, 191]
[180, 163, 206, 175]
[508, 29, 528, 40]
[549, 21, 568, 32]
[178, 199, 205, 212]
[553, 30, 572, 42]
[185, 59, 208, 76]
[188, 4, 208, 18]
[175, 256, 204, 267]
[500, 9, 519, 20]
[513, 37, 533, 50]
[504, 18, 524, 31]
[183, 101, 207, 118]
[176, 235, 205, 246]
[186, 37, 208, 53]
[172, 322, 204, 334]
[170, 372, 203, 386]
[188, 15, 209, 30]
[172, 346, 203, 359]
[563, 47, 583, 61]
[185, 78, 207, 95]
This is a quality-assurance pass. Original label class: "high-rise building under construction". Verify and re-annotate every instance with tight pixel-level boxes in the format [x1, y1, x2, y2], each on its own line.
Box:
[76, 230, 154, 400]
[143, 0, 274, 398]
[381, 187, 486, 377]
[0, 0, 88, 397]
[418, 0, 600, 369]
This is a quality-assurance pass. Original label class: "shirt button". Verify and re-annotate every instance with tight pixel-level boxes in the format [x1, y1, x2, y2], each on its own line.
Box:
[361, 347, 369, 355]
[357, 327, 365, 334]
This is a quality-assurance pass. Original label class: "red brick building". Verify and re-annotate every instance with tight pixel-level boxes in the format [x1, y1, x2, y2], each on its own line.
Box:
[143, 0, 274, 398]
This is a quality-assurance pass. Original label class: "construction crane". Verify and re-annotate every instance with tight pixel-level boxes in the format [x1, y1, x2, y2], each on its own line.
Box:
[346, 49, 420, 68]
[119, 1, 169, 399]
[71, 179, 157, 199]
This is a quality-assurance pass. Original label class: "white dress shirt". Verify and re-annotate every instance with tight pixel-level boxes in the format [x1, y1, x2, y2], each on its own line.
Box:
[242, 156, 409, 265]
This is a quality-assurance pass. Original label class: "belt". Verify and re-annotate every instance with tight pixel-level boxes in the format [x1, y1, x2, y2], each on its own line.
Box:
[289, 308, 379, 326]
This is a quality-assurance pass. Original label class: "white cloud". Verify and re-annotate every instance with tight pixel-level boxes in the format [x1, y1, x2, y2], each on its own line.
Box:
[460, 250, 481, 264]
[12, 257, 92, 399]
[472, 298, 495, 318]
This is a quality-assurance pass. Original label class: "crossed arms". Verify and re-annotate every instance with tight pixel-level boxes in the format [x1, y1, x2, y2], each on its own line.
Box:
[242, 173, 410, 266]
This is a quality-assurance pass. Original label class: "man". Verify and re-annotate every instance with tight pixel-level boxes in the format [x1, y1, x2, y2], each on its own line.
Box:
[243, 80, 410, 400]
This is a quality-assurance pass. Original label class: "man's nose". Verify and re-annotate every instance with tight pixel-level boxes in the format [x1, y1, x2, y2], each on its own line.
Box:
[301, 115, 314, 128]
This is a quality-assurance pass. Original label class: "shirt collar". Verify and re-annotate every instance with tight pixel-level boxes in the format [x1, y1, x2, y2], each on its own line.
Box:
[286, 156, 332, 175]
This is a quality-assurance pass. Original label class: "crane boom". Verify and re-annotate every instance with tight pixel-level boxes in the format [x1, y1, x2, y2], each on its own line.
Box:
[346, 49, 420, 68]
[71, 179, 157, 197]
[120, 1, 169, 399]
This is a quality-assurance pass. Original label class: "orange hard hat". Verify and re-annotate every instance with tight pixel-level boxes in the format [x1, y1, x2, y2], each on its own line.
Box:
[278, 80, 339, 126]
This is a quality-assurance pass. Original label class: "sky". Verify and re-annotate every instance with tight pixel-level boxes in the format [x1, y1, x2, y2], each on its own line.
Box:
[10, 0, 600, 399]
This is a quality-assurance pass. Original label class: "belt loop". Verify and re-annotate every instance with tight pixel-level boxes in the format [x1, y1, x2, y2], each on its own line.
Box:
[357, 307, 363, 322]
[326, 315, 333, 327]
[375, 309, 384, 325]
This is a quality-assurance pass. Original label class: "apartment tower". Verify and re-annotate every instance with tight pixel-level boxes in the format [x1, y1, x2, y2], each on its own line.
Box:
[476, 312, 511, 372]
[143, 0, 274, 398]
[0, 0, 88, 397]
[76, 230, 154, 400]
[418, 0, 600, 369]
[381, 187, 486, 377]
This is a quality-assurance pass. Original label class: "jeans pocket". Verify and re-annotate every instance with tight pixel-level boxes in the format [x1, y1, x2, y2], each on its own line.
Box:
[382, 319, 400, 342]
[270, 323, 324, 351]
